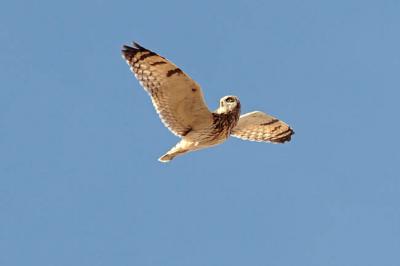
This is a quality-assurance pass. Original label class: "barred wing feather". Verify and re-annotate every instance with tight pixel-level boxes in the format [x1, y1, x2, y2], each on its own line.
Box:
[122, 43, 213, 137]
[231, 111, 294, 143]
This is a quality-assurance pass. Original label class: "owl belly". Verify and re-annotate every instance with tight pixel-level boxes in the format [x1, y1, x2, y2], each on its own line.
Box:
[180, 110, 239, 152]
[182, 126, 231, 151]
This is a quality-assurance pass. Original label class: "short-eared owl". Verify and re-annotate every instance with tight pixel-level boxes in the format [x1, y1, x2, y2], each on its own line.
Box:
[122, 42, 294, 162]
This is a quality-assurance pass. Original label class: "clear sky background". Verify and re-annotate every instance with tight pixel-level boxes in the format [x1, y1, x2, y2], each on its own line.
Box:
[1, 0, 399, 265]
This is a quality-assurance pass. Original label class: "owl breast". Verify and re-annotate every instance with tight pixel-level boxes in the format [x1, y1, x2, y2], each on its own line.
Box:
[211, 111, 240, 136]
[196, 107, 240, 145]
[180, 104, 241, 150]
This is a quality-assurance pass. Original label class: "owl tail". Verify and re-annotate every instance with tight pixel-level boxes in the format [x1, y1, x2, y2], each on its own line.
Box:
[158, 153, 175, 162]
[158, 142, 189, 163]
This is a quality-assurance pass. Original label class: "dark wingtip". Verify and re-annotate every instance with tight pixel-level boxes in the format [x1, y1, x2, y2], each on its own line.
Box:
[272, 127, 295, 143]
[121, 44, 137, 58]
[133, 42, 146, 50]
[121, 42, 151, 59]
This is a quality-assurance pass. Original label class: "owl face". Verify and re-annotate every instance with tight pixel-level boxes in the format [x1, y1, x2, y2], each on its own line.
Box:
[219, 95, 241, 113]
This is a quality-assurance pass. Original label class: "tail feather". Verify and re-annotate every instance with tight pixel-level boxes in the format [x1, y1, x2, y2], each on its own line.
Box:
[158, 153, 176, 163]
[158, 142, 189, 163]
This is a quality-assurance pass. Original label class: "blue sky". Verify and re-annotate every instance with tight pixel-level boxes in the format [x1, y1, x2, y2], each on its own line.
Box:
[1, 0, 399, 265]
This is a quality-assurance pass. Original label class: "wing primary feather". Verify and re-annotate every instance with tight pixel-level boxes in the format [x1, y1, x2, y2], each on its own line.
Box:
[121, 45, 139, 60]
[133, 42, 147, 50]
[122, 42, 152, 59]
[231, 111, 294, 143]
[121, 42, 212, 137]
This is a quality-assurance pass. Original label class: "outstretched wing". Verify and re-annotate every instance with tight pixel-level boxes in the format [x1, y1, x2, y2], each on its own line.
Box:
[231, 111, 294, 143]
[122, 42, 213, 137]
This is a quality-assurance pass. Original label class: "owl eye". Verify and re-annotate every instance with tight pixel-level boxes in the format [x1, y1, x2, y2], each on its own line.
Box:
[225, 97, 235, 103]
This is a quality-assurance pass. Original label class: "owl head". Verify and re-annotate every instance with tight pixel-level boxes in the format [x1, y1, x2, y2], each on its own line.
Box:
[218, 95, 241, 114]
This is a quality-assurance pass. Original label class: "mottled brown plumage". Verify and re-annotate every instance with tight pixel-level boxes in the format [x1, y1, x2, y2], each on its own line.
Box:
[121, 42, 294, 162]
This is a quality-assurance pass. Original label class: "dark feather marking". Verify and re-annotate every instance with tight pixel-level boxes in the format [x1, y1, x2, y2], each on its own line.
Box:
[150, 61, 167, 66]
[123, 43, 168, 66]
[275, 128, 292, 137]
[133, 42, 150, 52]
[260, 119, 279, 126]
[271, 128, 294, 142]
[272, 137, 291, 143]
[181, 127, 192, 136]
[121, 45, 138, 61]
[139, 52, 157, 61]
[122, 43, 155, 61]
[211, 104, 241, 140]
[271, 125, 282, 133]
[166, 68, 183, 77]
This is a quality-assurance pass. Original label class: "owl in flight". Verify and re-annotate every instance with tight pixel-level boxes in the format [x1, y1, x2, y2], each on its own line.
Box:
[122, 42, 294, 162]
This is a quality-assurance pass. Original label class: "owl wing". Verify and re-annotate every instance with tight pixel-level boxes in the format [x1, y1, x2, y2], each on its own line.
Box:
[231, 111, 294, 143]
[122, 42, 213, 137]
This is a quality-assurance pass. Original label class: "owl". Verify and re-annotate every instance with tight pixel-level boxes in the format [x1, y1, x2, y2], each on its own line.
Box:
[122, 42, 294, 162]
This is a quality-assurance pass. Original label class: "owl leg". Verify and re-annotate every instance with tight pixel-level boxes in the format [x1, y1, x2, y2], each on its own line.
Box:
[158, 141, 190, 162]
